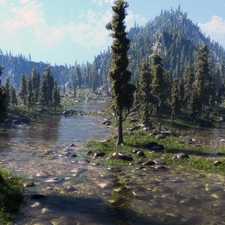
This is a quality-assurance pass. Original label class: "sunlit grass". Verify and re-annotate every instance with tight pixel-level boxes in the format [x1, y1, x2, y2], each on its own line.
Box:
[86, 124, 225, 174]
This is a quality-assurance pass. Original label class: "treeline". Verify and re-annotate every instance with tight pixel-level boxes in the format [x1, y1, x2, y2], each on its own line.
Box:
[1, 7, 225, 94]
[135, 45, 225, 125]
[2, 66, 61, 114]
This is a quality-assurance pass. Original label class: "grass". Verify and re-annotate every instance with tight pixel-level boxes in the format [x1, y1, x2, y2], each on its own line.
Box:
[0, 169, 24, 224]
[85, 113, 225, 175]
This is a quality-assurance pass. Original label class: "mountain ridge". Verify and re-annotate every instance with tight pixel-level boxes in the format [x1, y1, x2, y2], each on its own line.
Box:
[0, 6, 224, 90]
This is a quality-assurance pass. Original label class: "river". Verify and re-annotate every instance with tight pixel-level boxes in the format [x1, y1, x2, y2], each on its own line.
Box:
[1, 101, 225, 225]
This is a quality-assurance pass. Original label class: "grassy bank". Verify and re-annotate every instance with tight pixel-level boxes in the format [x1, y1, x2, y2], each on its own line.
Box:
[85, 109, 225, 175]
[0, 169, 24, 224]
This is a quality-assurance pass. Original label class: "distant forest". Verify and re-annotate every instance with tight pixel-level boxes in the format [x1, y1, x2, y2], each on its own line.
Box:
[0, 7, 225, 96]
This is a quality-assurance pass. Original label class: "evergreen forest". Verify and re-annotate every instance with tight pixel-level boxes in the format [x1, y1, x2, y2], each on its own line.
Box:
[0, 6, 225, 125]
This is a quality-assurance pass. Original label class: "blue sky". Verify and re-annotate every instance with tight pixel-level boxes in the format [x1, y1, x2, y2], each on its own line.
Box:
[0, 0, 225, 65]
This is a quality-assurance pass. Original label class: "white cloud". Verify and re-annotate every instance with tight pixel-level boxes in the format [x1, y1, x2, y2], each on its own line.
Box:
[126, 10, 148, 28]
[0, 0, 112, 63]
[199, 16, 225, 48]
[91, 0, 114, 6]
[0, 0, 147, 64]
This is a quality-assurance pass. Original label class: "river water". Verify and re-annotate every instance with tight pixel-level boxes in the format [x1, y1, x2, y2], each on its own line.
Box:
[1, 102, 225, 225]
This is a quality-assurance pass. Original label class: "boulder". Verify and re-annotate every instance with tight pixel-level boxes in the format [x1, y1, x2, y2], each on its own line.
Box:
[102, 119, 112, 125]
[111, 152, 133, 161]
[155, 134, 165, 139]
[24, 194, 46, 200]
[130, 118, 138, 123]
[160, 130, 176, 137]
[23, 181, 35, 187]
[214, 160, 222, 166]
[3, 119, 11, 127]
[142, 160, 155, 166]
[172, 153, 189, 159]
[153, 158, 165, 165]
[145, 142, 158, 149]
[136, 150, 145, 157]
[92, 151, 105, 158]
[152, 144, 164, 152]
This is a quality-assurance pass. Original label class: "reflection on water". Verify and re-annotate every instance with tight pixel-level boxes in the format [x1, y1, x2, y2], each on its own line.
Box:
[1, 103, 225, 224]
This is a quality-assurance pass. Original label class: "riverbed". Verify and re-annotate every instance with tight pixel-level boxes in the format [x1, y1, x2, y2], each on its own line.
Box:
[1, 102, 225, 225]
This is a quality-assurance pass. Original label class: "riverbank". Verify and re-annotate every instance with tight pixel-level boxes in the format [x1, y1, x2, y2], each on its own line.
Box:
[85, 107, 225, 175]
[0, 169, 24, 224]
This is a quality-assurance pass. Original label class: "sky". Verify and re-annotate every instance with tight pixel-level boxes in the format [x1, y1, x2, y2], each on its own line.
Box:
[0, 0, 225, 66]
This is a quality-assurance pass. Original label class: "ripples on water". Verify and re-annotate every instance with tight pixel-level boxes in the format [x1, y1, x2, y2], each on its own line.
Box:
[1, 103, 225, 224]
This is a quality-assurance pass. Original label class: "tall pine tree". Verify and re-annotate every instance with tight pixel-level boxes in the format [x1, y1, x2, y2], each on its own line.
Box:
[106, 0, 135, 145]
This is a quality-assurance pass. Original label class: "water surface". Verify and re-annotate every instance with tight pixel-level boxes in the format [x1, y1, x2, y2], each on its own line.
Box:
[1, 103, 225, 224]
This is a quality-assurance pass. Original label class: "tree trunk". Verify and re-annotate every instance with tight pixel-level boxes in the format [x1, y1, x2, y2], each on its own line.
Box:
[117, 112, 123, 145]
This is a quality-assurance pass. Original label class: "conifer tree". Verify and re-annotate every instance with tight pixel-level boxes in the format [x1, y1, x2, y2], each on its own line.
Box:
[10, 86, 17, 109]
[0, 66, 6, 121]
[150, 54, 165, 119]
[189, 82, 201, 124]
[69, 69, 76, 98]
[3, 77, 10, 108]
[38, 80, 47, 109]
[170, 78, 181, 121]
[27, 76, 34, 110]
[52, 80, 60, 111]
[195, 45, 210, 110]
[41, 66, 54, 107]
[30, 67, 40, 104]
[18, 73, 27, 105]
[106, 0, 136, 145]
[92, 59, 99, 93]
[76, 65, 82, 88]
[135, 62, 153, 126]
[183, 64, 195, 108]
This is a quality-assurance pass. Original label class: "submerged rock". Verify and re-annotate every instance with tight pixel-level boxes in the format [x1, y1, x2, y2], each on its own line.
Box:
[45, 177, 64, 183]
[23, 181, 35, 187]
[64, 186, 77, 192]
[36, 171, 51, 178]
[107, 167, 122, 173]
[24, 194, 46, 200]
[71, 159, 90, 164]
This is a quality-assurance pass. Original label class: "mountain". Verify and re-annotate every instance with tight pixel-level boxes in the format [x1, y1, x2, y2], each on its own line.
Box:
[0, 7, 225, 91]
[126, 6, 225, 81]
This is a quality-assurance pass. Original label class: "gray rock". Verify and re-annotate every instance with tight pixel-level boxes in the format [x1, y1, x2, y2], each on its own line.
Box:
[172, 153, 189, 159]
[24, 194, 46, 200]
[153, 158, 165, 165]
[155, 134, 165, 139]
[142, 160, 155, 166]
[23, 181, 35, 187]
[152, 144, 164, 152]
[45, 177, 64, 183]
[214, 160, 222, 166]
[137, 150, 145, 157]
[36, 171, 51, 178]
[111, 152, 133, 161]
[92, 151, 105, 158]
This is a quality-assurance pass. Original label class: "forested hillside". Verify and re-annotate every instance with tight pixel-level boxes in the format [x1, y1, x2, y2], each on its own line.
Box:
[0, 7, 225, 93]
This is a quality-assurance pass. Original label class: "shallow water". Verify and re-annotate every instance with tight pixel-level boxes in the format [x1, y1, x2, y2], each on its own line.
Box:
[1, 104, 225, 225]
